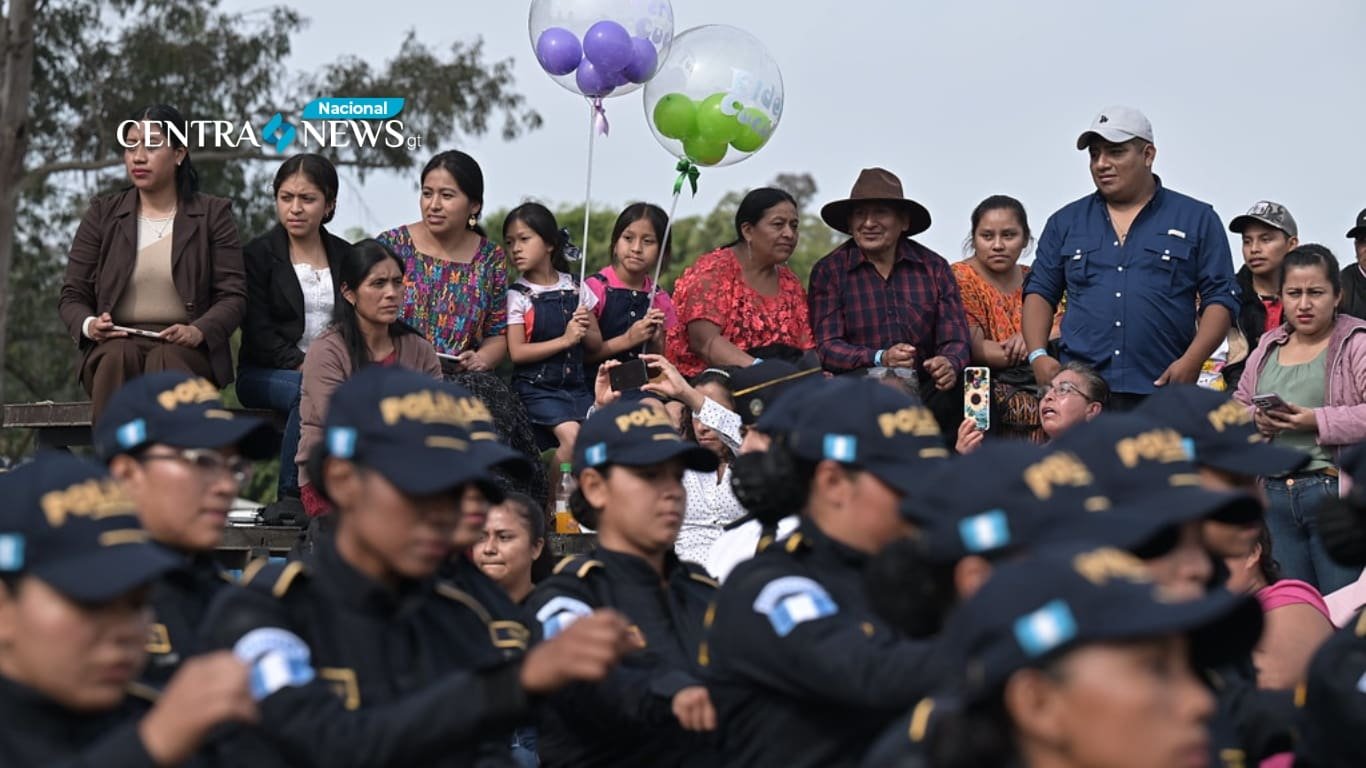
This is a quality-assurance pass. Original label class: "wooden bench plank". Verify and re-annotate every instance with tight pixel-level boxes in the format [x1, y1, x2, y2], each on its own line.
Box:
[2, 401, 285, 449]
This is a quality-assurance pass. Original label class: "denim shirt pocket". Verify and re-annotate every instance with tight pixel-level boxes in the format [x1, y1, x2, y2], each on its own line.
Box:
[1061, 237, 1103, 291]
[1143, 236, 1196, 294]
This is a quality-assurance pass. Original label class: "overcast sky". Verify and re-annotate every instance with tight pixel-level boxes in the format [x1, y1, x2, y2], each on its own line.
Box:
[221, 0, 1366, 266]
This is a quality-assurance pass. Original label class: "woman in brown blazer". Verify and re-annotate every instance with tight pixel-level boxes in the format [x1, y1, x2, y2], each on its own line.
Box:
[58, 104, 245, 418]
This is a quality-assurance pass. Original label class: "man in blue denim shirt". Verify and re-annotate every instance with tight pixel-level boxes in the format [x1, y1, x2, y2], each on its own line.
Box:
[1022, 106, 1239, 410]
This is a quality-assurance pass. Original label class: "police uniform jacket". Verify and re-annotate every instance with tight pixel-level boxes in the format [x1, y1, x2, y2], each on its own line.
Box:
[525, 547, 720, 767]
[0, 675, 160, 767]
[703, 519, 939, 768]
[142, 552, 231, 690]
[200, 534, 531, 767]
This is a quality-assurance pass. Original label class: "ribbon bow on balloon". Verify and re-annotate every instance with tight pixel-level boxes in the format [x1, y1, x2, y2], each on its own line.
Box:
[672, 159, 700, 196]
[591, 97, 609, 136]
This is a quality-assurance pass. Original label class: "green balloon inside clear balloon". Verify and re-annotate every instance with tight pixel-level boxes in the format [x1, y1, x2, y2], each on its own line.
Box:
[652, 93, 697, 141]
[683, 134, 728, 166]
[731, 107, 772, 153]
[695, 93, 741, 143]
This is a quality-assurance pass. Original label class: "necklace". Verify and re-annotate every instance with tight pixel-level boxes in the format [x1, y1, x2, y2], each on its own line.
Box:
[142, 210, 176, 241]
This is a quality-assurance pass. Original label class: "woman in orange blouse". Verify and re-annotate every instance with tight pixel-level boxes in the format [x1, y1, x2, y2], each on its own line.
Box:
[666, 188, 815, 376]
[952, 195, 1058, 443]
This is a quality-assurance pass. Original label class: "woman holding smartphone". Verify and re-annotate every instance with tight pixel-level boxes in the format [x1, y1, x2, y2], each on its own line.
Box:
[1234, 244, 1366, 594]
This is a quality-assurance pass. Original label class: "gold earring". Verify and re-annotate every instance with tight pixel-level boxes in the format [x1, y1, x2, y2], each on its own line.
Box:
[467, 213, 479, 229]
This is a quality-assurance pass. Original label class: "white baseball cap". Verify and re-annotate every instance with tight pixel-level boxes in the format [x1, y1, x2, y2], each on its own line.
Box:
[1076, 106, 1154, 150]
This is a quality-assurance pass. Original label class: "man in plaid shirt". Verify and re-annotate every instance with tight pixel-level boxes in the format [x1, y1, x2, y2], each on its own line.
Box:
[808, 168, 970, 391]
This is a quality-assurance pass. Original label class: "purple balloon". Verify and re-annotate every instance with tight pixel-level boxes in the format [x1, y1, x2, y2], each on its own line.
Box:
[582, 20, 632, 72]
[536, 27, 582, 76]
[621, 37, 658, 83]
[574, 59, 614, 97]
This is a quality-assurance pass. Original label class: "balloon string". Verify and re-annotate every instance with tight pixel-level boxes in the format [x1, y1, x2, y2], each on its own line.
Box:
[579, 97, 598, 304]
[641, 183, 686, 355]
[591, 97, 609, 136]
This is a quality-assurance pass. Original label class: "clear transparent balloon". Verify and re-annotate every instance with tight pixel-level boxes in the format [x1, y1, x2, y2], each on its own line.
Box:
[529, 0, 675, 98]
[642, 25, 784, 168]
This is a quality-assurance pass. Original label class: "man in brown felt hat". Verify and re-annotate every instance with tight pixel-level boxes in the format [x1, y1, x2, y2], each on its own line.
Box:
[807, 168, 970, 411]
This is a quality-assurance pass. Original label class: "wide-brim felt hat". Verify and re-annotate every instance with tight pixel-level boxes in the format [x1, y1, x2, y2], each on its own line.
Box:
[820, 167, 932, 238]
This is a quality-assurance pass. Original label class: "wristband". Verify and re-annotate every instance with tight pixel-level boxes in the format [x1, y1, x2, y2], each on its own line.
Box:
[1027, 348, 1049, 365]
[874, 349, 885, 367]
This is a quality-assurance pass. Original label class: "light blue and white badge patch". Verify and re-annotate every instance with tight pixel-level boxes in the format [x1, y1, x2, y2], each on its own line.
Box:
[116, 419, 147, 449]
[535, 596, 593, 639]
[823, 434, 858, 463]
[326, 427, 358, 459]
[233, 627, 317, 701]
[753, 576, 839, 637]
[0, 534, 24, 572]
[1013, 599, 1078, 658]
[959, 509, 1011, 553]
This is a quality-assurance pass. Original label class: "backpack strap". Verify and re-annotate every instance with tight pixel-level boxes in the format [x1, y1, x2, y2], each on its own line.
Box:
[509, 283, 533, 296]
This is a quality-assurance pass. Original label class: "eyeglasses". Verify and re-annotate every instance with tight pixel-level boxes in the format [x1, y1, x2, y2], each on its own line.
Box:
[1040, 381, 1096, 403]
[139, 448, 253, 485]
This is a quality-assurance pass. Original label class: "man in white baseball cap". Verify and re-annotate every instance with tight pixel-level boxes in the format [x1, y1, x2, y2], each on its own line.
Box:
[1022, 106, 1239, 411]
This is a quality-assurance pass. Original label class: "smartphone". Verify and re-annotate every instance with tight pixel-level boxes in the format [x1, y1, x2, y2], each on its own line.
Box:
[1253, 393, 1289, 411]
[111, 325, 165, 340]
[435, 352, 461, 362]
[609, 358, 651, 392]
[964, 366, 991, 431]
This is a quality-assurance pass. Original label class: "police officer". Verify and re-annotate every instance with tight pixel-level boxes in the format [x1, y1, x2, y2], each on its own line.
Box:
[0, 451, 257, 766]
[702, 377, 949, 768]
[93, 371, 276, 689]
[525, 398, 722, 766]
[918, 542, 1262, 768]
[199, 366, 637, 767]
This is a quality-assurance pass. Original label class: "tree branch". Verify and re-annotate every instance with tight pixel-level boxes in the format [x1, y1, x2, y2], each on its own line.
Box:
[21, 150, 400, 188]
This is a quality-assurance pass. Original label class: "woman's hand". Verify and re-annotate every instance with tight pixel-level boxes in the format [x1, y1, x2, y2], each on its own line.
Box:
[1253, 407, 1281, 438]
[457, 350, 490, 373]
[594, 360, 623, 410]
[956, 418, 984, 455]
[159, 323, 205, 348]
[640, 353, 704, 412]
[1264, 403, 1318, 434]
[87, 312, 128, 343]
[1001, 333, 1028, 366]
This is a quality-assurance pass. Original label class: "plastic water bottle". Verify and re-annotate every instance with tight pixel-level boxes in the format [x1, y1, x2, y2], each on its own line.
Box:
[554, 463, 580, 534]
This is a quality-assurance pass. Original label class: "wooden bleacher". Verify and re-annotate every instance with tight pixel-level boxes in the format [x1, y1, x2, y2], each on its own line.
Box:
[1, 400, 284, 449]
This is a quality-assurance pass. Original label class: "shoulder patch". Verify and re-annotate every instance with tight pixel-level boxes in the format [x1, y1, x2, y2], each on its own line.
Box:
[752, 575, 838, 637]
[535, 595, 594, 639]
[233, 627, 316, 701]
[552, 554, 603, 580]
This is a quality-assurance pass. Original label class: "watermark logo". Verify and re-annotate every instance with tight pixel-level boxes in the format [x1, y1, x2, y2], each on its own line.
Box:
[118, 96, 424, 154]
[262, 113, 297, 152]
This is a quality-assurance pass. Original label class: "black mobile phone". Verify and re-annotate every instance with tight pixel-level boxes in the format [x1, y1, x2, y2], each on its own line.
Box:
[609, 358, 651, 392]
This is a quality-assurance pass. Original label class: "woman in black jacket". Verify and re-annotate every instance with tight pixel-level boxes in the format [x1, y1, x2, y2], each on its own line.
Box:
[238, 154, 350, 511]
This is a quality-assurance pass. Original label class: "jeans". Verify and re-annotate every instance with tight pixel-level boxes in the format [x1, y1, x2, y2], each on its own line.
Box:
[235, 366, 302, 496]
[1263, 473, 1359, 594]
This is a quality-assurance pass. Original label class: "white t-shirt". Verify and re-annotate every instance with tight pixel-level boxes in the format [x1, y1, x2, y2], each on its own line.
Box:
[293, 263, 334, 354]
[507, 272, 599, 329]
[706, 515, 800, 582]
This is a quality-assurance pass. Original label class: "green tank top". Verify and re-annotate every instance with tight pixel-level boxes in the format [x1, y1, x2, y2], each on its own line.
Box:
[1257, 345, 1332, 474]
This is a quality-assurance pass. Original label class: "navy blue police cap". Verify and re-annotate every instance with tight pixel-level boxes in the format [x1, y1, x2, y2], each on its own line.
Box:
[574, 400, 719, 476]
[751, 373, 828, 438]
[436, 384, 536, 484]
[909, 442, 1137, 561]
[1297, 611, 1366, 767]
[945, 541, 1262, 703]
[727, 360, 823, 427]
[1136, 384, 1309, 478]
[1052, 412, 1262, 528]
[94, 371, 275, 462]
[782, 377, 949, 499]
[319, 367, 523, 501]
[0, 451, 178, 603]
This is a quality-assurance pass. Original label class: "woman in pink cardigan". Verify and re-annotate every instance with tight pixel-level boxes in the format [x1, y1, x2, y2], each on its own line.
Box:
[1234, 244, 1366, 594]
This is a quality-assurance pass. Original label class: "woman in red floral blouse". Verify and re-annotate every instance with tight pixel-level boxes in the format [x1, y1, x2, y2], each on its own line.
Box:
[666, 188, 815, 376]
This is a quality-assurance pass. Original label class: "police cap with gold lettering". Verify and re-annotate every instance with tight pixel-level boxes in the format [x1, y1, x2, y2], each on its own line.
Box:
[783, 377, 949, 497]
[319, 367, 523, 500]
[1052, 413, 1262, 525]
[727, 360, 822, 427]
[946, 541, 1261, 702]
[94, 371, 275, 462]
[1135, 384, 1309, 478]
[912, 442, 1171, 563]
[0, 451, 178, 603]
[574, 400, 719, 475]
